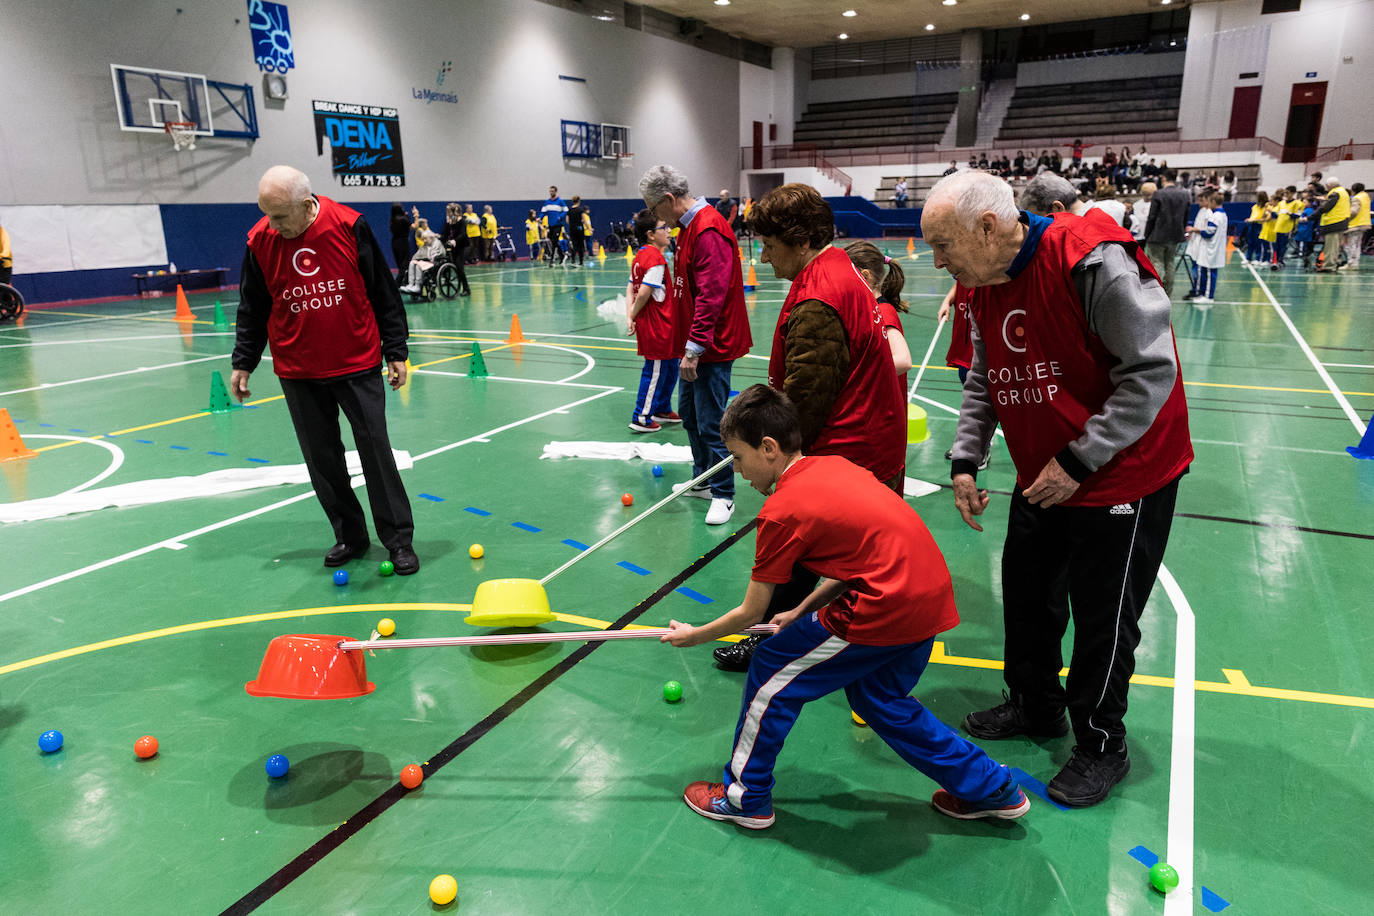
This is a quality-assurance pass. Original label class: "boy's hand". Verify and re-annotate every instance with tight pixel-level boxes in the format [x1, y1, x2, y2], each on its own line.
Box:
[771, 605, 806, 630]
[661, 620, 700, 647]
[626, 318, 636, 337]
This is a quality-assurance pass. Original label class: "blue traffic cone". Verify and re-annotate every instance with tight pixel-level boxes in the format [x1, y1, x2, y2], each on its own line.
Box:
[1347, 417, 1374, 459]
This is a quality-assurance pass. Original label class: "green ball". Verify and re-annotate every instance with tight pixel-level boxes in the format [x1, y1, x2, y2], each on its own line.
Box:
[1149, 862, 1180, 894]
[662, 680, 683, 703]
[379, 560, 395, 577]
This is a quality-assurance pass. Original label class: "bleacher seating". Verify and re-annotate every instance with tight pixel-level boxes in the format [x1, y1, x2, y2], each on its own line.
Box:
[996, 75, 1182, 144]
[793, 93, 958, 150]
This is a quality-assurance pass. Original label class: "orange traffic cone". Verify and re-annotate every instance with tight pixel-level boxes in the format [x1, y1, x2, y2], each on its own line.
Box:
[743, 263, 759, 292]
[174, 284, 195, 320]
[0, 408, 38, 461]
[906, 237, 915, 254]
[506, 313, 526, 344]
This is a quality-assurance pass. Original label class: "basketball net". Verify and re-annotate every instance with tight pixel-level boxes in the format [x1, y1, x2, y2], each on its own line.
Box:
[164, 121, 198, 152]
[618, 153, 635, 169]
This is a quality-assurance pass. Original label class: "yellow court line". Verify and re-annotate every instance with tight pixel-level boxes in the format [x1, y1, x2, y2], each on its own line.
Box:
[31, 395, 284, 453]
[34, 308, 223, 327]
[0, 604, 1369, 711]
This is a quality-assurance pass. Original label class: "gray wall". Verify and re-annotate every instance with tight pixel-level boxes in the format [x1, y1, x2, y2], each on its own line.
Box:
[0, 0, 743, 206]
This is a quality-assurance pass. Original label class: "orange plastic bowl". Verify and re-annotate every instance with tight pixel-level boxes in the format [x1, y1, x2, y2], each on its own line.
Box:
[245, 634, 376, 700]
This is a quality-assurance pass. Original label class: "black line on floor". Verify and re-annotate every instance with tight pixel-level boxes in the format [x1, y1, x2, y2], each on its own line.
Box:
[219, 518, 759, 915]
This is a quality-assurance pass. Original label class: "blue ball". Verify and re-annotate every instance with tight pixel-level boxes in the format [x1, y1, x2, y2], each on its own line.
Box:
[265, 754, 290, 778]
[333, 569, 349, 586]
[652, 465, 663, 477]
[39, 730, 63, 753]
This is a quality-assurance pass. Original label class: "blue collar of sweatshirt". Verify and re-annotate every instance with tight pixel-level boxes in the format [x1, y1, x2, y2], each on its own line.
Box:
[1005, 211, 1053, 280]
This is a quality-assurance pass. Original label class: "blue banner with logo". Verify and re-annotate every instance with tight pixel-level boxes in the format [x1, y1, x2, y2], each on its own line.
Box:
[312, 100, 405, 188]
[248, 0, 295, 72]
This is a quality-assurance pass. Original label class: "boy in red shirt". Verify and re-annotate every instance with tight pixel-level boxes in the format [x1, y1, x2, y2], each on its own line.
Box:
[662, 385, 1028, 829]
[626, 209, 680, 433]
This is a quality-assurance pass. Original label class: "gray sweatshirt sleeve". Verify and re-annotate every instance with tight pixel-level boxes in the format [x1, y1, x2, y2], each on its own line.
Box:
[1061, 242, 1179, 477]
[949, 315, 999, 479]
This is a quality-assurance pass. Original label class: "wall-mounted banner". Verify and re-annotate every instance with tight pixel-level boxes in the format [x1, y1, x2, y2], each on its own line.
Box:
[248, 0, 295, 72]
[312, 100, 405, 188]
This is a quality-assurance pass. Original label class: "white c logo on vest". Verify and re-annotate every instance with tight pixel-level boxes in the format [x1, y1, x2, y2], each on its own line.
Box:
[1002, 309, 1027, 353]
[292, 247, 321, 277]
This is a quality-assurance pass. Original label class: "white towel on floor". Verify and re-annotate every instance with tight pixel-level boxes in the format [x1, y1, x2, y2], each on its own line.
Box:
[0, 449, 413, 524]
[540, 441, 694, 463]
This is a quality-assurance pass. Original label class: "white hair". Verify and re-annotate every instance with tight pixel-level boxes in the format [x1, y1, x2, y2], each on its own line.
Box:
[928, 171, 1019, 230]
[260, 165, 312, 203]
[639, 165, 691, 208]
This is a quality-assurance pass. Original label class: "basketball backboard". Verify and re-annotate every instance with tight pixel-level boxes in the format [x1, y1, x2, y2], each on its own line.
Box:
[112, 64, 214, 135]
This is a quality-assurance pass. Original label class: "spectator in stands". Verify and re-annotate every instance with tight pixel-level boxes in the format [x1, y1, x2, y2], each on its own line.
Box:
[1131, 183, 1156, 241]
[944, 160, 959, 177]
[1067, 139, 1088, 168]
[1221, 171, 1237, 203]
[1014, 150, 1028, 176]
[1049, 149, 1062, 173]
[389, 204, 412, 285]
[893, 177, 909, 209]
[1143, 158, 1160, 181]
[1036, 149, 1051, 172]
[1102, 147, 1117, 175]
[1144, 169, 1191, 297]
[1089, 184, 1128, 229]
[1344, 182, 1369, 269]
[1113, 147, 1133, 189]
[978, 152, 990, 170]
[1314, 176, 1352, 270]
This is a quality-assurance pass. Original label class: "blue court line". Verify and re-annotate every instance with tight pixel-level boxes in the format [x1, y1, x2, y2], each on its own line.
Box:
[561, 539, 589, 550]
[464, 507, 491, 516]
[246, 457, 270, 463]
[207, 451, 228, 456]
[674, 586, 714, 604]
[417, 493, 444, 502]
[136, 439, 154, 444]
[616, 561, 651, 576]
[169, 445, 189, 451]
[511, 522, 542, 533]
[38, 423, 54, 428]
[1128, 845, 1230, 911]
[242, 404, 259, 409]
[69, 428, 86, 433]
[12, 417, 24, 422]
[1008, 768, 1070, 811]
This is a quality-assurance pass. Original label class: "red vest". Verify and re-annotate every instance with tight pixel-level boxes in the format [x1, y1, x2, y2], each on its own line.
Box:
[630, 246, 676, 360]
[672, 204, 752, 362]
[944, 281, 974, 370]
[247, 197, 382, 380]
[972, 213, 1192, 506]
[768, 246, 907, 482]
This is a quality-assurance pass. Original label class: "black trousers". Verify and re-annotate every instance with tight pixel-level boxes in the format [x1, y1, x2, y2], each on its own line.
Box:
[547, 225, 564, 261]
[1000, 476, 1181, 753]
[569, 229, 586, 263]
[278, 370, 414, 551]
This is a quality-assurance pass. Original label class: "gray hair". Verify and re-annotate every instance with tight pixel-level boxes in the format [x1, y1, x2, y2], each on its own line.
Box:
[639, 165, 690, 208]
[927, 171, 1018, 230]
[1018, 172, 1077, 216]
[260, 165, 312, 202]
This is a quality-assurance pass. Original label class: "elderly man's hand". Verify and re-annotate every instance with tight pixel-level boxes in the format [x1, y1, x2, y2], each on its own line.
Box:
[680, 353, 700, 382]
[1022, 457, 1080, 508]
[387, 360, 408, 390]
[952, 473, 989, 531]
[230, 369, 252, 402]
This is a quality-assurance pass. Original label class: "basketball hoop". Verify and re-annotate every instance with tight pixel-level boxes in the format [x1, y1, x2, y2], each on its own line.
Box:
[617, 153, 635, 169]
[164, 121, 198, 151]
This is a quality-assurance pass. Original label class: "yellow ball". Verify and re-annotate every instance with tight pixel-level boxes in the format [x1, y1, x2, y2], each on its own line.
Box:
[429, 874, 458, 905]
[377, 618, 396, 637]
[468, 543, 484, 559]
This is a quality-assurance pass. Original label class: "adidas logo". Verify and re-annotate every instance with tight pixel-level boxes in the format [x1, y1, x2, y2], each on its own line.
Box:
[1109, 504, 1135, 516]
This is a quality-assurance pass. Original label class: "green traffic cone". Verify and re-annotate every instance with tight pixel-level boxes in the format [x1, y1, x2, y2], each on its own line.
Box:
[467, 342, 489, 378]
[212, 300, 229, 330]
[206, 370, 241, 412]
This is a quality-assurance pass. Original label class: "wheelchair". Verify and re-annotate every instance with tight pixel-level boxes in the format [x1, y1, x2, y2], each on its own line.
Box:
[492, 232, 518, 262]
[406, 253, 465, 302]
[0, 283, 24, 322]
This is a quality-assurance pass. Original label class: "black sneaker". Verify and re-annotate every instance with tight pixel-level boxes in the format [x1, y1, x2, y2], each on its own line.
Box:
[713, 633, 766, 672]
[1047, 745, 1131, 807]
[963, 691, 1069, 740]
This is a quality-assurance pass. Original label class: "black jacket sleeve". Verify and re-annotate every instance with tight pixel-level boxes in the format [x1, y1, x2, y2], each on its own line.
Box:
[231, 247, 272, 373]
[354, 216, 409, 363]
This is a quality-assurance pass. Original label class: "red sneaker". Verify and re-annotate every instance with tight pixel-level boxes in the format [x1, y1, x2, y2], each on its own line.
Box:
[628, 420, 662, 433]
[931, 780, 1030, 820]
[682, 781, 774, 829]
[652, 411, 682, 423]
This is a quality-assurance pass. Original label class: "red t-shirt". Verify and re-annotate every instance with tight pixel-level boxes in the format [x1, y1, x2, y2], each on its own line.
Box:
[630, 246, 676, 360]
[944, 282, 974, 370]
[877, 297, 908, 394]
[752, 455, 959, 646]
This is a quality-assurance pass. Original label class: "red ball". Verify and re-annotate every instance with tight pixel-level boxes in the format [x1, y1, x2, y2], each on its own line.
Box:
[400, 763, 424, 789]
[621, 493, 634, 506]
[134, 735, 159, 759]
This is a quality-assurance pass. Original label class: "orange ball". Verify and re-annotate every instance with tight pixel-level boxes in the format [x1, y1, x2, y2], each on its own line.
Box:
[400, 763, 424, 789]
[134, 735, 159, 759]
[621, 492, 633, 506]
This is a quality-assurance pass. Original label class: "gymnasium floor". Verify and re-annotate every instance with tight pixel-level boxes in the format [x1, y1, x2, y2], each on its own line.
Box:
[2, 243, 1371, 914]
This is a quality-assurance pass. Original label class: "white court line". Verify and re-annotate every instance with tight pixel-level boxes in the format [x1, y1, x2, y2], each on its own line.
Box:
[1243, 260, 1368, 436]
[20, 435, 126, 495]
[412, 327, 773, 360]
[1157, 565, 1196, 915]
[0, 332, 234, 350]
[0, 384, 622, 607]
[419, 370, 618, 391]
[0, 354, 229, 398]
[2, 308, 170, 330]
[1191, 437, 1348, 457]
[1323, 362, 1374, 370]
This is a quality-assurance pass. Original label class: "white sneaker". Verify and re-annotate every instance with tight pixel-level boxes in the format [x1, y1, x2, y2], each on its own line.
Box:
[705, 498, 735, 525]
[672, 481, 712, 500]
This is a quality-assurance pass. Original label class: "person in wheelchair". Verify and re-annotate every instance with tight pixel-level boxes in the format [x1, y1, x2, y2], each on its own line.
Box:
[400, 230, 445, 295]
[0, 222, 24, 322]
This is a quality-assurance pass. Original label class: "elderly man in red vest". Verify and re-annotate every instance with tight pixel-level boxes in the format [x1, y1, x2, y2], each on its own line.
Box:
[922, 170, 1192, 807]
[640, 165, 753, 527]
[230, 165, 419, 576]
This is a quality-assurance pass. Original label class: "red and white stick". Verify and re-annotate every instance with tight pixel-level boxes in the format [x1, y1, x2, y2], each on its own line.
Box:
[338, 623, 776, 651]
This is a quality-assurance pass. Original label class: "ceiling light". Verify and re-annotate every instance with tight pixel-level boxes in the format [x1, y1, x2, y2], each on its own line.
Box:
[843, 9, 857, 17]
[838, 33, 849, 39]
[1020, 13, 1030, 20]
[943, 0, 958, 6]
[1161, 0, 1172, 5]
[925, 23, 935, 31]
[714, 0, 730, 6]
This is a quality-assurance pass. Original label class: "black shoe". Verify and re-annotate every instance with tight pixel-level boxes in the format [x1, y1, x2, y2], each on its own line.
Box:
[1047, 745, 1131, 807]
[324, 541, 369, 567]
[713, 633, 766, 672]
[389, 545, 420, 576]
[963, 691, 1069, 740]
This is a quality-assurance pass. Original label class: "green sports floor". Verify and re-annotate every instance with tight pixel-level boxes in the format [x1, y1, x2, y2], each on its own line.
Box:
[2, 244, 1371, 914]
